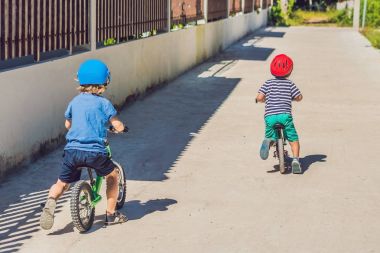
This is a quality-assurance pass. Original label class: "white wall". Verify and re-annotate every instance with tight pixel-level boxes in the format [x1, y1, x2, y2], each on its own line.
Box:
[0, 10, 267, 177]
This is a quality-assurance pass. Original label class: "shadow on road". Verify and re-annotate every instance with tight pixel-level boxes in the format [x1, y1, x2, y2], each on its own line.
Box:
[46, 198, 177, 236]
[254, 29, 286, 38]
[113, 29, 279, 182]
[124, 198, 177, 221]
[300, 154, 327, 173]
[112, 73, 242, 181]
[268, 154, 327, 174]
[0, 27, 281, 252]
[0, 190, 69, 253]
[213, 30, 280, 62]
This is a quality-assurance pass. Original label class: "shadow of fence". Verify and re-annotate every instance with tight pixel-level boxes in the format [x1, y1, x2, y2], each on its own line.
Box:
[0, 27, 281, 252]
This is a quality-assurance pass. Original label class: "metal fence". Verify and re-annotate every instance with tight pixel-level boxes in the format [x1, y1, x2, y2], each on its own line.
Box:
[230, 0, 242, 15]
[207, 0, 227, 22]
[254, 0, 261, 10]
[96, 0, 168, 44]
[171, 0, 204, 26]
[1, 0, 266, 63]
[262, 0, 270, 9]
[0, 0, 90, 62]
[244, 0, 254, 13]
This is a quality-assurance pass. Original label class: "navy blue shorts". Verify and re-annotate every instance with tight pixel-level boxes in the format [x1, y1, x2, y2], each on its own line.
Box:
[59, 149, 116, 183]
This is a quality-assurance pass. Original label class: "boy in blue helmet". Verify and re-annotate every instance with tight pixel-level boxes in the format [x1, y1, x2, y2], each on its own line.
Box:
[40, 59, 127, 230]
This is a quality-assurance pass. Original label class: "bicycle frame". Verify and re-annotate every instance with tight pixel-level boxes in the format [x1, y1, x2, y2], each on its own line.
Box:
[272, 125, 286, 174]
[275, 129, 284, 149]
[272, 129, 282, 156]
[85, 142, 112, 207]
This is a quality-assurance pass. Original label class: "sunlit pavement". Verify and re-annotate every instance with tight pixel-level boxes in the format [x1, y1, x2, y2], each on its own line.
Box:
[1, 27, 380, 253]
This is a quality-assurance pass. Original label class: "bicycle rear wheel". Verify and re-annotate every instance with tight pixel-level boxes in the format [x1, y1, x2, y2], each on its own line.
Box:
[277, 138, 286, 174]
[70, 180, 95, 232]
[113, 161, 127, 210]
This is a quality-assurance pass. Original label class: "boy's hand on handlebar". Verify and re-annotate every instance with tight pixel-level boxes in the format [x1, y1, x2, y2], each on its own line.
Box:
[109, 116, 126, 133]
[256, 93, 265, 103]
[109, 125, 128, 133]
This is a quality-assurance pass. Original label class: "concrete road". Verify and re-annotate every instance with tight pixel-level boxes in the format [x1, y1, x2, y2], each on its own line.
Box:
[1, 27, 380, 253]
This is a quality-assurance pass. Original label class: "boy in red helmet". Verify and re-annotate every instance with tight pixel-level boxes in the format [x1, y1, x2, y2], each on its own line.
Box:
[256, 54, 303, 173]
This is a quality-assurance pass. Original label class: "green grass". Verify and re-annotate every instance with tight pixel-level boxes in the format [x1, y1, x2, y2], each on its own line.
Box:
[361, 28, 380, 49]
[286, 9, 352, 27]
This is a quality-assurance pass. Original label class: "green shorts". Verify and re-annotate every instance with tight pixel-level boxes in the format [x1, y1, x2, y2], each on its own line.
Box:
[264, 113, 299, 142]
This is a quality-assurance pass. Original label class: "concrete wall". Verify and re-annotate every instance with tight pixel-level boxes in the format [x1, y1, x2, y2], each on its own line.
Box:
[0, 10, 267, 178]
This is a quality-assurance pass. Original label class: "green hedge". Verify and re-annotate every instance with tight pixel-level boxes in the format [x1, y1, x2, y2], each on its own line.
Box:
[361, 0, 380, 28]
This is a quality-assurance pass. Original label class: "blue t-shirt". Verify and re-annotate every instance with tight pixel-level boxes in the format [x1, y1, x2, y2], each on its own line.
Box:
[64, 93, 117, 153]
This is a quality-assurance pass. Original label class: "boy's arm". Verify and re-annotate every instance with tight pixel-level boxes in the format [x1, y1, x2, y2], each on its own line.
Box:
[256, 93, 266, 103]
[109, 116, 125, 133]
[293, 94, 303, 102]
[65, 120, 71, 129]
[64, 102, 72, 130]
[290, 82, 302, 102]
[257, 81, 268, 103]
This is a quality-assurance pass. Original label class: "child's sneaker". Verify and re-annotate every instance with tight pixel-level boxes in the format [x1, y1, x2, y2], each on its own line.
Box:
[105, 211, 128, 225]
[292, 159, 302, 174]
[40, 198, 57, 230]
[260, 138, 271, 160]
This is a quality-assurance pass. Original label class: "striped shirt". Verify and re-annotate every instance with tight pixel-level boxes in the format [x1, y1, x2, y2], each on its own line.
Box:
[258, 78, 301, 117]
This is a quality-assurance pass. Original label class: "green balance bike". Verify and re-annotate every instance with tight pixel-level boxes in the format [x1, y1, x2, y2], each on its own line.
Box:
[70, 127, 127, 232]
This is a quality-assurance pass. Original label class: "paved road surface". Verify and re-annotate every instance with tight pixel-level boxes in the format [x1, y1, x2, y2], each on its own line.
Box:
[1, 27, 380, 253]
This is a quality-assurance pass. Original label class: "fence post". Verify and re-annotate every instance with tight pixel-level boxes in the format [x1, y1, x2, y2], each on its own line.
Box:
[242, 0, 245, 14]
[90, 0, 96, 51]
[204, 0, 208, 23]
[361, 0, 368, 29]
[353, 0, 360, 30]
[33, 0, 40, 62]
[167, 0, 171, 32]
[227, 0, 230, 17]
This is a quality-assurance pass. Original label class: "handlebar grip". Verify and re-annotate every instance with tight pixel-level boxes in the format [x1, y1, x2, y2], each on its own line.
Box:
[109, 125, 129, 133]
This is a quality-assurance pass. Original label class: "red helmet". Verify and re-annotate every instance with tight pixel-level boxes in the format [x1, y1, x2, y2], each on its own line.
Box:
[270, 54, 293, 77]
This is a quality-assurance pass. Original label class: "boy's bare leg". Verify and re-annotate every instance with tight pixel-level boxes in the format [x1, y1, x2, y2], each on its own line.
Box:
[40, 179, 68, 230]
[48, 179, 69, 199]
[105, 169, 118, 214]
[105, 168, 128, 224]
[289, 141, 300, 158]
[289, 141, 302, 173]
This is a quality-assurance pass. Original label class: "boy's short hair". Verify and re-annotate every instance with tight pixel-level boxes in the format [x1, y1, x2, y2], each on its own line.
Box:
[77, 85, 105, 94]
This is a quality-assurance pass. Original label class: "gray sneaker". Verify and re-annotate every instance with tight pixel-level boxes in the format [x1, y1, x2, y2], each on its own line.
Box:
[105, 211, 128, 225]
[292, 159, 302, 174]
[40, 198, 57, 230]
[260, 138, 271, 160]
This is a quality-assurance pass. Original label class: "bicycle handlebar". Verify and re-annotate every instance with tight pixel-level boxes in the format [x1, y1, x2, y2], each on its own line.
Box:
[108, 125, 129, 133]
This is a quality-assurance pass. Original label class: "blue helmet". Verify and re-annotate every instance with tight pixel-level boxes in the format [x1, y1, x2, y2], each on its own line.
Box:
[77, 59, 111, 86]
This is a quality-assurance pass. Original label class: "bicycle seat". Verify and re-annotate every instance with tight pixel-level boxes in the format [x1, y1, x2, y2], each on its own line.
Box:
[273, 123, 285, 130]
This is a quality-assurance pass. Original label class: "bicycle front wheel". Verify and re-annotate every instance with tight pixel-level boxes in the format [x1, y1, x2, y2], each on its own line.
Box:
[70, 180, 95, 232]
[113, 161, 127, 210]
